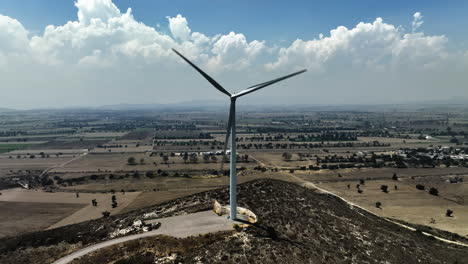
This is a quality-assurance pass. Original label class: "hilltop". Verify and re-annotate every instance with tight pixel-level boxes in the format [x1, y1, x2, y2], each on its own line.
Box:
[1, 179, 467, 264]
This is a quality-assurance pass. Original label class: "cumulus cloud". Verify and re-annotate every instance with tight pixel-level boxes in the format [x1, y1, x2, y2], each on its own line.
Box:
[266, 16, 447, 72]
[0, 15, 29, 52]
[168, 14, 191, 41]
[0, 3, 466, 108]
[207, 32, 265, 70]
[75, 0, 121, 24]
[412, 12, 424, 32]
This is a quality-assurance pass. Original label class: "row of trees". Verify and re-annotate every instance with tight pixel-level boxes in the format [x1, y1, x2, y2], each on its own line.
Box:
[238, 141, 389, 150]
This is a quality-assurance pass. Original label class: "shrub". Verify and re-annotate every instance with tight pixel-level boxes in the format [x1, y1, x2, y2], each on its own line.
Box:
[392, 173, 398, 181]
[429, 187, 439, 196]
[357, 189, 363, 194]
[376, 202, 382, 208]
[145, 171, 155, 178]
[446, 209, 453, 217]
[127, 157, 136, 165]
[359, 179, 365, 185]
[416, 184, 425, 190]
[380, 185, 389, 193]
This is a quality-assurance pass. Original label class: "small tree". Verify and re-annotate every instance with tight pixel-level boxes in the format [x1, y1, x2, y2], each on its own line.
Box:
[446, 209, 453, 217]
[127, 157, 136, 165]
[359, 179, 365, 185]
[376, 202, 382, 208]
[145, 171, 155, 178]
[416, 184, 425, 190]
[429, 187, 439, 196]
[102, 211, 110, 218]
[392, 173, 398, 181]
[380, 185, 389, 193]
[163, 155, 169, 164]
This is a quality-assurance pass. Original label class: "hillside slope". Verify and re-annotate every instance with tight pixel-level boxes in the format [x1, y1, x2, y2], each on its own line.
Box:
[1, 179, 467, 263]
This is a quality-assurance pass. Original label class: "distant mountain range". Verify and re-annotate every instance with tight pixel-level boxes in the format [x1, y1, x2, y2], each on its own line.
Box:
[0, 108, 14, 112]
[2, 97, 467, 112]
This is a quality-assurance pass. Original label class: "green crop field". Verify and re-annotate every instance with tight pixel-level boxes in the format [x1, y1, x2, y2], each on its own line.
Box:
[0, 144, 33, 153]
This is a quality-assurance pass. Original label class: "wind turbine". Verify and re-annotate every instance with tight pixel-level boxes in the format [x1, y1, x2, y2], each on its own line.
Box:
[172, 48, 306, 220]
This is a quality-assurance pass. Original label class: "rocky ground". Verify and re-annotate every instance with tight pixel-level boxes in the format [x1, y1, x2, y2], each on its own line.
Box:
[1, 179, 467, 264]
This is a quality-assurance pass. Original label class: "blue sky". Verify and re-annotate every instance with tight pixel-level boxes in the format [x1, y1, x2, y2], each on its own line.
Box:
[0, 0, 467, 108]
[2, 0, 467, 46]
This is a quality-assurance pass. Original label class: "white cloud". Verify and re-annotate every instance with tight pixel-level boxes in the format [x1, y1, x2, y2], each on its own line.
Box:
[167, 14, 191, 41]
[207, 32, 266, 70]
[17, 2, 261, 71]
[266, 16, 447, 72]
[0, 15, 29, 52]
[412, 12, 424, 32]
[0, 4, 466, 108]
[75, 0, 121, 24]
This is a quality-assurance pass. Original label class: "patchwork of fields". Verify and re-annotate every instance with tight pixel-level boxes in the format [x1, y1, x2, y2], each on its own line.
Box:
[1, 107, 468, 240]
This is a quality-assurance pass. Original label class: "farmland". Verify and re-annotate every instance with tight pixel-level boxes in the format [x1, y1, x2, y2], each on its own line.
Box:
[0, 105, 468, 241]
[0, 143, 34, 154]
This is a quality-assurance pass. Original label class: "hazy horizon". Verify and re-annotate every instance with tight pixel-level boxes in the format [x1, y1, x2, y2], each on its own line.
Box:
[1, 0, 467, 109]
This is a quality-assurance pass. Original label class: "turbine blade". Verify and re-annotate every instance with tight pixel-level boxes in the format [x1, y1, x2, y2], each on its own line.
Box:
[172, 49, 231, 97]
[233, 69, 307, 98]
[221, 103, 234, 169]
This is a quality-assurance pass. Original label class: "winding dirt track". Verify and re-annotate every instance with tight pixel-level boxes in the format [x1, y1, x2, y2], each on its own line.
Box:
[39, 152, 88, 178]
[53, 156, 468, 264]
[52, 210, 236, 264]
[250, 152, 468, 248]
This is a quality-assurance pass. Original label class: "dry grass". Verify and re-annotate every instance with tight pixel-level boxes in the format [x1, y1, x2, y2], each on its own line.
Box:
[0, 201, 85, 238]
[317, 179, 468, 237]
[0, 188, 140, 230]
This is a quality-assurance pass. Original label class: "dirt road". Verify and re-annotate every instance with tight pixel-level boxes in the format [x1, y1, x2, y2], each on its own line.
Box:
[52, 210, 236, 264]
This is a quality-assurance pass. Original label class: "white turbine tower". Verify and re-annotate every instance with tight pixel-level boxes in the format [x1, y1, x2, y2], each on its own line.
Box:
[173, 49, 306, 220]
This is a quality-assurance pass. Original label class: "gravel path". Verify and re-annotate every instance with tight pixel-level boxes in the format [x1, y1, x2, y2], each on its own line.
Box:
[52, 210, 236, 264]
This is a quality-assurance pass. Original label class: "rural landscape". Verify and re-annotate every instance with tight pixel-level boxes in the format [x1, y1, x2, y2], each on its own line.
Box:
[2, 0, 468, 263]
[1, 104, 468, 263]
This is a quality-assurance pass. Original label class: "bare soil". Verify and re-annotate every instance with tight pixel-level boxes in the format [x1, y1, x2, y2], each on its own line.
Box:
[0, 201, 85, 238]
